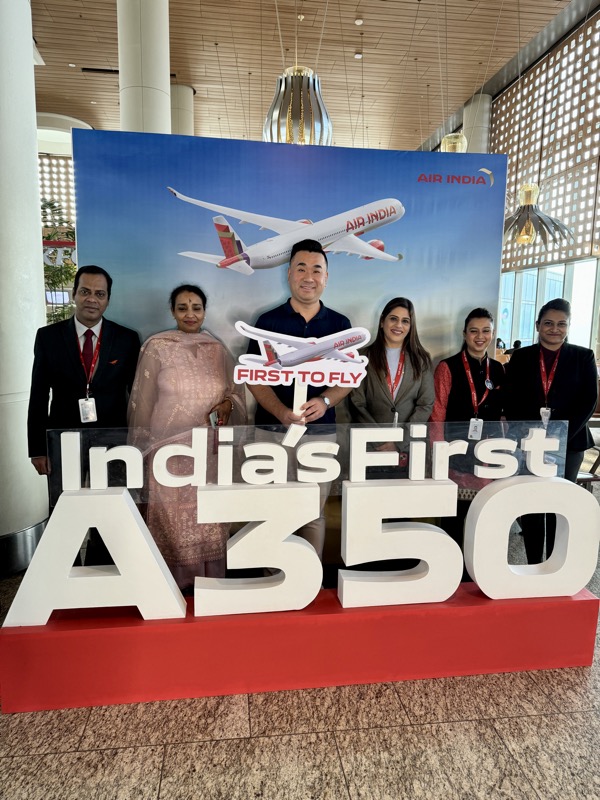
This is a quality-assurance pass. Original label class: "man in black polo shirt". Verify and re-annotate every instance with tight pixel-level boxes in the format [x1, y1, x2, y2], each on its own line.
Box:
[248, 239, 352, 557]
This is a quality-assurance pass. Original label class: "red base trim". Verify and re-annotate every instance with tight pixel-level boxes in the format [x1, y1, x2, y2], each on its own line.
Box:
[1, 585, 598, 712]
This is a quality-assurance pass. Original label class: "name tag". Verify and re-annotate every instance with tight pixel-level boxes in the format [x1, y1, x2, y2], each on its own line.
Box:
[79, 397, 97, 423]
[468, 417, 483, 441]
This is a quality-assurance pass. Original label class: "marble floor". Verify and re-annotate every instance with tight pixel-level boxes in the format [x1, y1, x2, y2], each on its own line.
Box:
[1, 478, 599, 799]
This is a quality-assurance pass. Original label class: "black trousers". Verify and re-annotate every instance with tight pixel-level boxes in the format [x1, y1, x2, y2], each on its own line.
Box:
[439, 499, 472, 582]
[520, 450, 585, 564]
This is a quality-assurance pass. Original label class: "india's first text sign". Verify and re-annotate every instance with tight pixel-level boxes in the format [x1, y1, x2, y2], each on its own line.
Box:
[4, 424, 600, 627]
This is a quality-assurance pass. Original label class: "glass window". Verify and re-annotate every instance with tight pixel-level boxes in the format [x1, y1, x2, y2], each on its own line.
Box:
[498, 272, 515, 346]
[569, 258, 597, 346]
[543, 265, 565, 303]
[517, 269, 538, 346]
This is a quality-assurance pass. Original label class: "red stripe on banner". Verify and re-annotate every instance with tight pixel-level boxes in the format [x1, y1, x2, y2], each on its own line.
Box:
[0, 586, 597, 712]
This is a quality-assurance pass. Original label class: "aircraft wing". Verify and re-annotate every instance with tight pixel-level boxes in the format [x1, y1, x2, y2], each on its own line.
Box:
[329, 350, 359, 363]
[168, 187, 305, 235]
[327, 233, 401, 261]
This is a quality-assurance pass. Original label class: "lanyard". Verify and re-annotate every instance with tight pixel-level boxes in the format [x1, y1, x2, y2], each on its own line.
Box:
[386, 348, 405, 398]
[539, 346, 560, 406]
[77, 327, 102, 394]
[462, 351, 489, 418]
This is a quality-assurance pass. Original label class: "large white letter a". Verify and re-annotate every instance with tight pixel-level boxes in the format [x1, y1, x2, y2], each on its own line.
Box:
[3, 488, 186, 627]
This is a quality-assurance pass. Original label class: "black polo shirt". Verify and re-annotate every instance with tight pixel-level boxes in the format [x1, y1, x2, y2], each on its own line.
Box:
[248, 299, 352, 426]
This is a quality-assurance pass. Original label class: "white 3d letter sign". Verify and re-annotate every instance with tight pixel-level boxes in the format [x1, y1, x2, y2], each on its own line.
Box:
[194, 483, 322, 616]
[464, 476, 600, 598]
[4, 425, 600, 627]
[339, 479, 463, 607]
[4, 488, 186, 627]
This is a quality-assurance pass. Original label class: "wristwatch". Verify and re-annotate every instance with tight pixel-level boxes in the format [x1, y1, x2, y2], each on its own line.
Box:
[321, 395, 331, 408]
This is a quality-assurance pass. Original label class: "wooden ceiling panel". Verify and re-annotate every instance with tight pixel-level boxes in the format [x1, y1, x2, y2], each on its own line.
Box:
[32, 0, 573, 149]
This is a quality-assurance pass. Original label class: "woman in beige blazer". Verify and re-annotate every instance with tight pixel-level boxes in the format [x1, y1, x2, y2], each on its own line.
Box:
[349, 297, 434, 435]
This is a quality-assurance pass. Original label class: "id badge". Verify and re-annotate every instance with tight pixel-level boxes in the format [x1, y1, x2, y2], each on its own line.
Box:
[468, 417, 483, 441]
[540, 407, 551, 428]
[79, 397, 97, 423]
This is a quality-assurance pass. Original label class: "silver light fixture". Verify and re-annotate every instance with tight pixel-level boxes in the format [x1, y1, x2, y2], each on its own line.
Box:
[263, 66, 333, 146]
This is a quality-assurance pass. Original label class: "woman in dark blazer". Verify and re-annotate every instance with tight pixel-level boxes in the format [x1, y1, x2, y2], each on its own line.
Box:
[349, 297, 434, 436]
[504, 298, 598, 563]
[430, 307, 505, 560]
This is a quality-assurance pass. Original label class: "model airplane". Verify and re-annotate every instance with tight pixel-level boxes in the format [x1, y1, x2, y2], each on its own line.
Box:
[236, 321, 370, 369]
[168, 187, 405, 275]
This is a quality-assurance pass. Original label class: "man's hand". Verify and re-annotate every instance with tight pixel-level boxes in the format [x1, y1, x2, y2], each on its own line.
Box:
[277, 408, 306, 426]
[31, 456, 50, 475]
[374, 442, 398, 452]
[249, 384, 306, 426]
[300, 396, 328, 423]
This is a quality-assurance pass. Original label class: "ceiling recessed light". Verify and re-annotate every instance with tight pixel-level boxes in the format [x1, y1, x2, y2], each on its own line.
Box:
[298, 13, 304, 21]
[354, 51, 363, 59]
[90, 101, 97, 104]
[355, 17, 364, 25]
[68, 63, 76, 68]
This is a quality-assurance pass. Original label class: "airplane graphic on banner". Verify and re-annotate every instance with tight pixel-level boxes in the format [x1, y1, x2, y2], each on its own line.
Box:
[234, 321, 370, 388]
[168, 187, 405, 275]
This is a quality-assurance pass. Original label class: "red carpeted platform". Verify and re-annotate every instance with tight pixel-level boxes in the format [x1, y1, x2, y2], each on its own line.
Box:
[1, 585, 598, 712]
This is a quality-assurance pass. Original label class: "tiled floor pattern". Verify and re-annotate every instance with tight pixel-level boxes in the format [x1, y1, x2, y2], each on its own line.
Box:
[1, 485, 599, 798]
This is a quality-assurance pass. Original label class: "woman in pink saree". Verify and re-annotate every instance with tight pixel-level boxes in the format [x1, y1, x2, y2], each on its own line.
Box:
[128, 285, 246, 590]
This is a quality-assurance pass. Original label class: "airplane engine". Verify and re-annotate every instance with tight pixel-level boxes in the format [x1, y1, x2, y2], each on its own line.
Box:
[361, 239, 385, 260]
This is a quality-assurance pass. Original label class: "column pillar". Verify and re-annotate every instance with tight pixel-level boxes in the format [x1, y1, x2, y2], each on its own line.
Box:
[0, 0, 49, 570]
[117, 0, 171, 133]
[170, 85, 195, 135]
[463, 94, 492, 154]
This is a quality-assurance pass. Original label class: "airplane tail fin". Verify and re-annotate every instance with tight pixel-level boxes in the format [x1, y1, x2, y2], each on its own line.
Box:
[213, 215, 247, 259]
[178, 215, 251, 274]
[263, 341, 280, 366]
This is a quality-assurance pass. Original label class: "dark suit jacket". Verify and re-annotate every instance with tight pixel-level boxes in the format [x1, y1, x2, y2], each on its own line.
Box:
[503, 341, 598, 452]
[27, 317, 141, 457]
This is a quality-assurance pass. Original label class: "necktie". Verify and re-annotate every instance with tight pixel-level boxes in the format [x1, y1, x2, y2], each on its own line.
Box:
[83, 329, 94, 377]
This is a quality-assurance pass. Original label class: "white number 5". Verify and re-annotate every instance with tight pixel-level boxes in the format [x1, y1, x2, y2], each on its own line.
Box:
[338, 479, 463, 607]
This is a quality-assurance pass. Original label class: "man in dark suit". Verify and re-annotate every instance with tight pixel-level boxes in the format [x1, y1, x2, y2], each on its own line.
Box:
[28, 265, 141, 560]
[504, 298, 598, 562]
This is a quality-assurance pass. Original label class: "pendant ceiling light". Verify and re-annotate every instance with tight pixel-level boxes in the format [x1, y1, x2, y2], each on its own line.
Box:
[441, 132, 468, 153]
[263, 65, 333, 145]
[504, 183, 573, 248]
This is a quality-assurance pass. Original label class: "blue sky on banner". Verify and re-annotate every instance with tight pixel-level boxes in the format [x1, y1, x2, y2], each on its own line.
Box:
[73, 130, 506, 361]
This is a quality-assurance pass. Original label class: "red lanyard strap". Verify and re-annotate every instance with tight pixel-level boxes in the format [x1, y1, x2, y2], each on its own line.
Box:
[386, 348, 406, 398]
[77, 327, 102, 385]
[539, 346, 560, 406]
[462, 351, 490, 418]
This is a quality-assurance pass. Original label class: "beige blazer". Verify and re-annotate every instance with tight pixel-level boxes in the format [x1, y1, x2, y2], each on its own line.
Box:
[348, 354, 435, 425]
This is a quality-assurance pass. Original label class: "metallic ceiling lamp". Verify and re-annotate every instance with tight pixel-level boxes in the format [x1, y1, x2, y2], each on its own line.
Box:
[504, 183, 573, 248]
[263, 65, 333, 146]
[440, 132, 468, 152]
